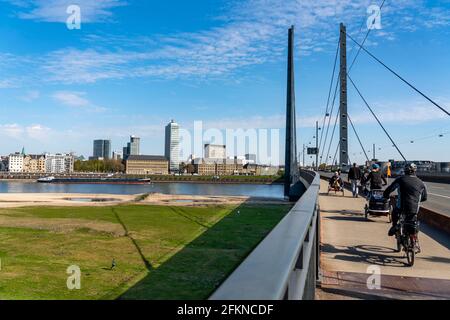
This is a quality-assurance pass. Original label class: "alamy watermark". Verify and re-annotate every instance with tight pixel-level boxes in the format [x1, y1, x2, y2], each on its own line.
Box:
[178, 121, 281, 165]
[66, 265, 81, 290]
[66, 5, 81, 30]
[366, 265, 381, 290]
[367, 5, 382, 30]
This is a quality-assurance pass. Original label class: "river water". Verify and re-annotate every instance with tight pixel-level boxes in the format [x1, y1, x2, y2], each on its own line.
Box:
[0, 181, 284, 199]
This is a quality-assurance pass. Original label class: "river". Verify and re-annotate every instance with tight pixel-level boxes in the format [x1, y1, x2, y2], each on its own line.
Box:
[0, 181, 284, 199]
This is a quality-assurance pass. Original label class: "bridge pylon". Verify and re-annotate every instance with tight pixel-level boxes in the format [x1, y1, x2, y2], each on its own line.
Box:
[284, 26, 301, 200]
[339, 23, 349, 170]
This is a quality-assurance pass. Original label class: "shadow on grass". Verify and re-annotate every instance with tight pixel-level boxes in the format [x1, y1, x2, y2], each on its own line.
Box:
[112, 207, 153, 270]
[115, 199, 290, 300]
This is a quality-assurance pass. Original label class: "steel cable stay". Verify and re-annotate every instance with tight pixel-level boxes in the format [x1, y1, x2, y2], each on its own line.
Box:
[346, 32, 450, 117]
[320, 72, 340, 162]
[373, 130, 450, 150]
[331, 140, 340, 167]
[320, 1, 383, 165]
[347, 74, 407, 161]
[319, 40, 340, 151]
[324, 108, 340, 165]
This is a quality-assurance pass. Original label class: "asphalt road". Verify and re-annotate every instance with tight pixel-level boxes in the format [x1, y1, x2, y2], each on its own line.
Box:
[320, 171, 450, 217]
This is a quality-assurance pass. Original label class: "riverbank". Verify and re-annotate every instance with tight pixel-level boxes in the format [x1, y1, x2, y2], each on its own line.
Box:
[0, 202, 292, 299]
[0, 192, 289, 208]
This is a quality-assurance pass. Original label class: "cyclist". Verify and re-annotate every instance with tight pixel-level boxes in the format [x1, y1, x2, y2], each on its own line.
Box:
[329, 171, 343, 191]
[364, 164, 387, 191]
[383, 163, 428, 236]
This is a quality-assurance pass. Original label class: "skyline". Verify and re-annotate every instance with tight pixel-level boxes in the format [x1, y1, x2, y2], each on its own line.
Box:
[0, 0, 449, 163]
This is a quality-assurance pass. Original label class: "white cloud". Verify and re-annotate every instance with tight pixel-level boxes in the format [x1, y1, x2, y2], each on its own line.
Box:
[0, 123, 51, 146]
[51, 91, 106, 111]
[0, 123, 24, 138]
[25, 124, 51, 141]
[0, 79, 18, 89]
[349, 98, 450, 125]
[4, 0, 127, 23]
[20, 90, 40, 102]
[2, 0, 449, 84]
[201, 99, 448, 131]
[52, 91, 89, 107]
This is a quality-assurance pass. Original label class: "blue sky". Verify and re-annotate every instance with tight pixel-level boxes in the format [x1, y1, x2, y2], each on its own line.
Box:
[0, 0, 449, 164]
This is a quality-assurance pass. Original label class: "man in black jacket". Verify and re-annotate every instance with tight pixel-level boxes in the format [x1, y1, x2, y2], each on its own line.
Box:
[365, 164, 387, 190]
[348, 163, 362, 197]
[383, 163, 428, 236]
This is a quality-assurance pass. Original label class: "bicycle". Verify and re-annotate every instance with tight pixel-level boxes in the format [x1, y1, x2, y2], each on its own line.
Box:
[394, 213, 421, 267]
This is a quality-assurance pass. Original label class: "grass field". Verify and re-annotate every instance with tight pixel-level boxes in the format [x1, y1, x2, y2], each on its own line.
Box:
[0, 202, 291, 300]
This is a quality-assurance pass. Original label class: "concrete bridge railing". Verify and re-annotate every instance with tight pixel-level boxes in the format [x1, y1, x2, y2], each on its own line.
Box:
[210, 171, 321, 300]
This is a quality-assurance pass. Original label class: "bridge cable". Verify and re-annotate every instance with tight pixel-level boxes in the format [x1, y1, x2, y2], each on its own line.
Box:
[325, 107, 340, 165]
[348, 113, 370, 162]
[319, 40, 340, 151]
[331, 140, 340, 167]
[346, 32, 450, 117]
[320, 70, 340, 160]
[321, 0, 386, 164]
[347, 74, 407, 161]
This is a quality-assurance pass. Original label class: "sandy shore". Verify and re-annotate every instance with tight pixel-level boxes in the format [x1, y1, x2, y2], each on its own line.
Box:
[0, 193, 135, 208]
[0, 193, 289, 208]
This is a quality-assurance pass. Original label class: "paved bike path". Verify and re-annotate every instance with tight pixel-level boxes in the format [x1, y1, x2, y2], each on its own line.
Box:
[317, 180, 450, 300]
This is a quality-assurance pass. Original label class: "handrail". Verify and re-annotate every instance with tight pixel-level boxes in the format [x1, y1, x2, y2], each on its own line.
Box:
[210, 172, 321, 300]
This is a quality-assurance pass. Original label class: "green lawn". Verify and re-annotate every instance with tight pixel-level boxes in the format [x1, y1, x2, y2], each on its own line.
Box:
[0, 203, 291, 300]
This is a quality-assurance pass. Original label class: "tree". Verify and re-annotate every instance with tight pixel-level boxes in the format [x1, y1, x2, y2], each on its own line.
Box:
[74, 159, 124, 173]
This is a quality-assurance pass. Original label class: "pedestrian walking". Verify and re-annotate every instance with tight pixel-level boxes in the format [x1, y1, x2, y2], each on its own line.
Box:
[348, 163, 362, 198]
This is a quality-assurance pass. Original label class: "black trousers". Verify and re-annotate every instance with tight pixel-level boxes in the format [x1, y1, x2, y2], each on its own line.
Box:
[392, 207, 418, 228]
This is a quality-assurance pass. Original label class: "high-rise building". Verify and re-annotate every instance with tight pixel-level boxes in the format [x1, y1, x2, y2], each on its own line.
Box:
[129, 136, 140, 156]
[205, 144, 226, 159]
[122, 136, 140, 160]
[123, 146, 129, 159]
[93, 139, 111, 159]
[165, 120, 180, 172]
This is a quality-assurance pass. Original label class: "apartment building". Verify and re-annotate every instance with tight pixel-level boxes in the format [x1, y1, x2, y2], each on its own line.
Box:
[8, 153, 24, 173]
[22, 154, 46, 173]
[45, 154, 74, 174]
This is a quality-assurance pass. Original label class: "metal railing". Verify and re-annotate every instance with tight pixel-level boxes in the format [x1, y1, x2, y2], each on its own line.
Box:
[210, 172, 321, 300]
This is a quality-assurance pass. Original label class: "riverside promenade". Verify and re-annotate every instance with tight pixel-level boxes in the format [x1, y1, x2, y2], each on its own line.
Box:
[317, 180, 450, 300]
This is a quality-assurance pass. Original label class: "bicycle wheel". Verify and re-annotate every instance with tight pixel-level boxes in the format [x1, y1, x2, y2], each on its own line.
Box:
[406, 237, 415, 266]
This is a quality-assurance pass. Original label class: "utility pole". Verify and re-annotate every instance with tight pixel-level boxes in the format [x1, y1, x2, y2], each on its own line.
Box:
[303, 144, 305, 168]
[316, 121, 319, 171]
[339, 23, 349, 172]
[373, 143, 376, 160]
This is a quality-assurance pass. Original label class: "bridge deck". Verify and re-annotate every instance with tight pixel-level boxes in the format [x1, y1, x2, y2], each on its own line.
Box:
[317, 180, 450, 300]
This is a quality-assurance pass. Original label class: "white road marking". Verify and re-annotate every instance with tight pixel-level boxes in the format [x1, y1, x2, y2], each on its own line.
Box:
[429, 193, 450, 199]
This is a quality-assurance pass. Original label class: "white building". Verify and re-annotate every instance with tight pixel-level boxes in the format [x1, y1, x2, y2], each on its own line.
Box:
[8, 153, 24, 173]
[45, 153, 74, 174]
[205, 144, 226, 159]
[165, 120, 180, 172]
